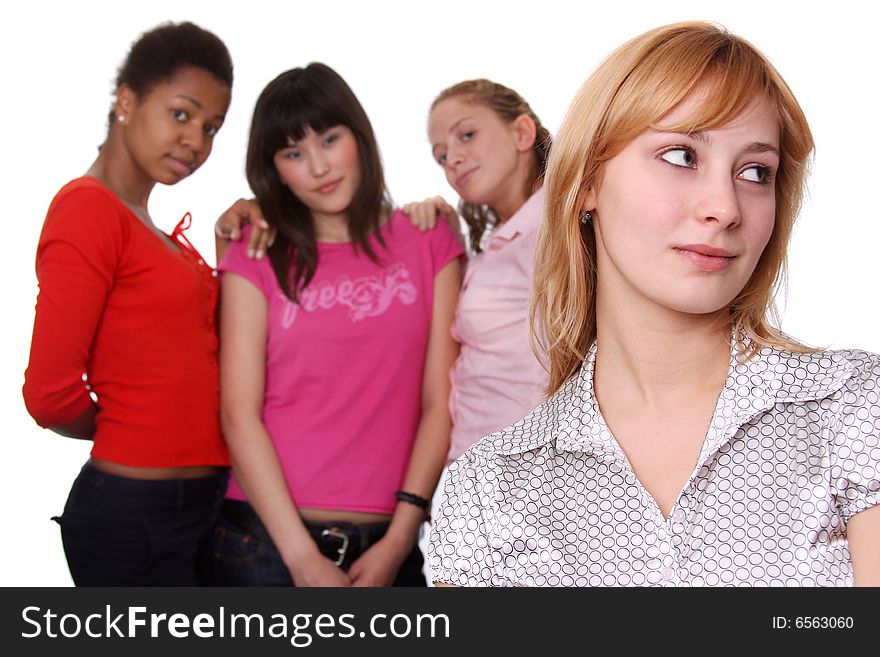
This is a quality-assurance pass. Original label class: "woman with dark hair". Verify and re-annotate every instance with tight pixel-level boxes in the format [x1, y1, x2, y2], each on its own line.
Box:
[227, 79, 554, 466]
[22, 21, 234, 585]
[216, 80, 553, 579]
[213, 63, 462, 587]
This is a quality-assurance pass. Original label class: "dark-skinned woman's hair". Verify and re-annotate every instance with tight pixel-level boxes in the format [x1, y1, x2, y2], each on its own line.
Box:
[246, 63, 392, 302]
[107, 21, 233, 127]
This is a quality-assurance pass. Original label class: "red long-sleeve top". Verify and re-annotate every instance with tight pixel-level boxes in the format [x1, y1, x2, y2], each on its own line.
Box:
[23, 177, 229, 467]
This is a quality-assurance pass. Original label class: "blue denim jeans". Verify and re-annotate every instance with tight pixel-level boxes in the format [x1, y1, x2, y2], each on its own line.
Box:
[55, 463, 228, 586]
[212, 500, 426, 586]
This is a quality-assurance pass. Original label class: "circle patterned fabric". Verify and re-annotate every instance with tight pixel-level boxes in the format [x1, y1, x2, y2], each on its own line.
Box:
[428, 342, 880, 586]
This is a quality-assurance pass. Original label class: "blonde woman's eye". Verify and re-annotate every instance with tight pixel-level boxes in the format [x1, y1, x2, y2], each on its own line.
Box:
[739, 165, 772, 184]
[659, 148, 696, 168]
[436, 153, 447, 166]
[461, 130, 475, 142]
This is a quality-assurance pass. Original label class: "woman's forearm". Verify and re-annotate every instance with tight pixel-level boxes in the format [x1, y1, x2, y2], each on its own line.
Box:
[50, 403, 97, 440]
[221, 413, 319, 566]
[384, 398, 450, 550]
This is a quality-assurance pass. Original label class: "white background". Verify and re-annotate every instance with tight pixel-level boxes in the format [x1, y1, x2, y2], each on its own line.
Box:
[1, 0, 877, 585]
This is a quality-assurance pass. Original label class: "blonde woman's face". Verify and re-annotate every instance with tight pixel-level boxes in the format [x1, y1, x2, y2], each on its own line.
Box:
[588, 88, 779, 317]
[428, 97, 523, 207]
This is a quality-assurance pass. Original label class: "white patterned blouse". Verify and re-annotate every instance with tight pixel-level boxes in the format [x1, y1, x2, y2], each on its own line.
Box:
[428, 342, 880, 586]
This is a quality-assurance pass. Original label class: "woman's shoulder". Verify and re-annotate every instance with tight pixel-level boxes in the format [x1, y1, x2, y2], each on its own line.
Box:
[383, 209, 464, 266]
[50, 176, 126, 212]
[752, 345, 880, 407]
[385, 209, 458, 242]
[218, 223, 275, 282]
[828, 347, 880, 367]
[826, 347, 880, 391]
[43, 177, 131, 240]
[777, 346, 879, 381]
[809, 349, 880, 463]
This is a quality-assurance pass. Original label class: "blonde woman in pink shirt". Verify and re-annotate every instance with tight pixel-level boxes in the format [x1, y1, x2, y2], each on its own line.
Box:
[405, 80, 552, 463]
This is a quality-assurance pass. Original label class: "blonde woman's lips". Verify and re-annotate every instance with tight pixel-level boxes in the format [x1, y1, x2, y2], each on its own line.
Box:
[674, 244, 736, 272]
[455, 167, 477, 188]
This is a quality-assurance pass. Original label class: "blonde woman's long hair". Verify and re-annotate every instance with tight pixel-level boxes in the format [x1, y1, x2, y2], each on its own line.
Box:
[532, 21, 816, 395]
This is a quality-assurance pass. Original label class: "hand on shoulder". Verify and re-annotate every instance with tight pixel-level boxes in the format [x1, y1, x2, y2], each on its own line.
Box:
[215, 198, 276, 259]
[403, 196, 460, 231]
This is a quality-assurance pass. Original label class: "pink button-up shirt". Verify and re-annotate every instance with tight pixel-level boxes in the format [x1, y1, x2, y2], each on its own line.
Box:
[448, 189, 548, 463]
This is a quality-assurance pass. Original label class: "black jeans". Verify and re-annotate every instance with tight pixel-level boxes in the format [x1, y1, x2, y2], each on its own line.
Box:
[212, 499, 426, 586]
[54, 463, 228, 586]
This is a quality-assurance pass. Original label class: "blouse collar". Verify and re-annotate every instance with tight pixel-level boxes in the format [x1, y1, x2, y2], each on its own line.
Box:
[485, 334, 855, 458]
[488, 187, 544, 244]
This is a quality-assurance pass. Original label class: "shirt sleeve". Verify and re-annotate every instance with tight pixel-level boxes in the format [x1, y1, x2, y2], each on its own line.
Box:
[830, 352, 880, 521]
[428, 451, 508, 587]
[426, 218, 466, 276]
[23, 185, 126, 427]
[217, 224, 272, 297]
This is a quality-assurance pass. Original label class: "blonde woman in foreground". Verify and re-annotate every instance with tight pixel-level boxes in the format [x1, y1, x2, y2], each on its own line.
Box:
[428, 21, 880, 587]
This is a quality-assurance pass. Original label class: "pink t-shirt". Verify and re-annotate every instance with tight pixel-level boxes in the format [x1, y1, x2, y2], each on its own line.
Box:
[220, 211, 463, 514]
[448, 189, 549, 463]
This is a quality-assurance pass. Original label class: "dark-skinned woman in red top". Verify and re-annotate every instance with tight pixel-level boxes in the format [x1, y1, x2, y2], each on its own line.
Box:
[22, 21, 234, 586]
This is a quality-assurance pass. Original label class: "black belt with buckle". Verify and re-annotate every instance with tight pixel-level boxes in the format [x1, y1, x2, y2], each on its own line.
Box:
[220, 499, 389, 568]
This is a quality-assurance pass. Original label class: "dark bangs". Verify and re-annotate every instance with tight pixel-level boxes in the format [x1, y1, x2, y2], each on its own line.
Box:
[245, 63, 391, 303]
[256, 72, 351, 156]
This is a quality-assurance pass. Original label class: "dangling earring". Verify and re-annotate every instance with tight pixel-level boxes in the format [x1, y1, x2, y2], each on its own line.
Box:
[580, 210, 593, 224]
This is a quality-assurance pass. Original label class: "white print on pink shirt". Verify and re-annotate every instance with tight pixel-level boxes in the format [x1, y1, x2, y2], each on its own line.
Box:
[279, 262, 418, 328]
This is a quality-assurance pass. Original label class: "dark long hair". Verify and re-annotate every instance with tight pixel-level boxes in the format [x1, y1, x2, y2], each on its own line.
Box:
[246, 63, 392, 302]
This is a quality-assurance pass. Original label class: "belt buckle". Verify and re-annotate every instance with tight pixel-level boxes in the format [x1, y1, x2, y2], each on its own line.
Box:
[321, 527, 349, 566]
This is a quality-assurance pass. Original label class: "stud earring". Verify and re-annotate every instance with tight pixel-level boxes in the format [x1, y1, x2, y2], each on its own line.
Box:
[580, 210, 593, 224]
[117, 115, 126, 124]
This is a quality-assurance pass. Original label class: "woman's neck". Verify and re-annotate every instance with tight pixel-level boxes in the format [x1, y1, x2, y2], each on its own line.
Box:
[312, 206, 392, 243]
[87, 132, 155, 214]
[492, 190, 528, 224]
[593, 295, 731, 409]
[489, 153, 534, 223]
[312, 211, 352, 243]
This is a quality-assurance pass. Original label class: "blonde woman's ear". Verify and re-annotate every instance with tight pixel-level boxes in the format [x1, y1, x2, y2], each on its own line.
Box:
[512, 114, 538, 152]
[583, 187, 597, 213]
